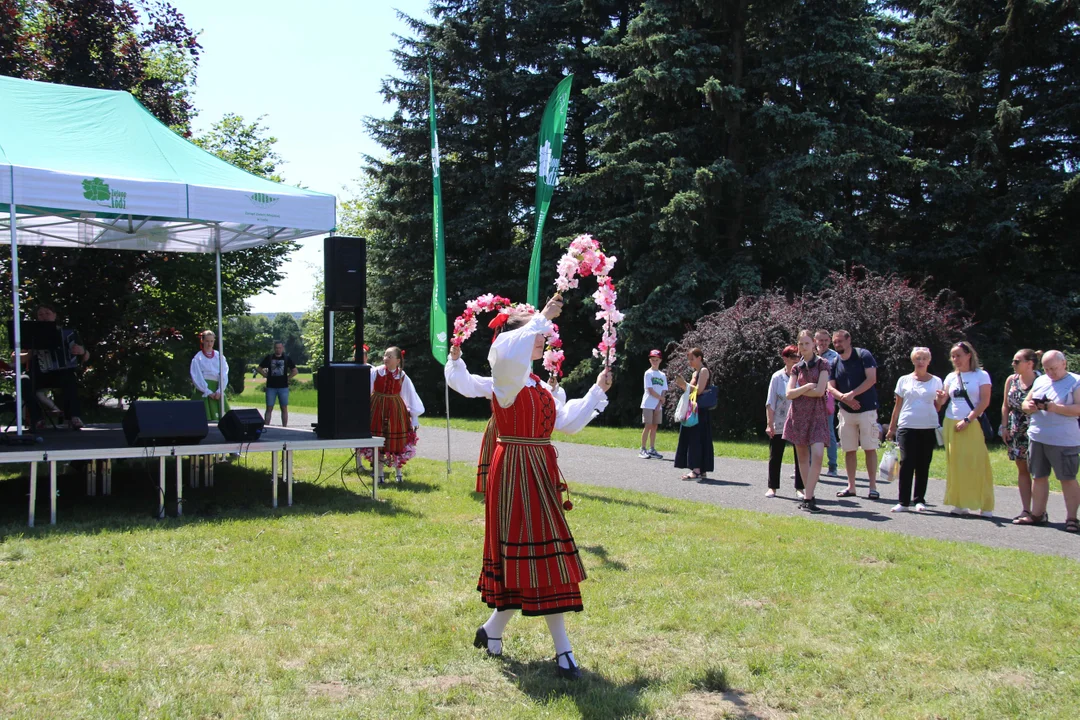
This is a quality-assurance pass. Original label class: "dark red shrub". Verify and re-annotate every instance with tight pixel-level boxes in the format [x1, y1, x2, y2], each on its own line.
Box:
[666, 269, 968, 439]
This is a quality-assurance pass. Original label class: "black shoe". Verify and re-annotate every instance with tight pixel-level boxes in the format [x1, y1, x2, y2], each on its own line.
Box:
[473, 626, 501, 656]
[800, 498, 823, 514]
[554, 650, 582, 680]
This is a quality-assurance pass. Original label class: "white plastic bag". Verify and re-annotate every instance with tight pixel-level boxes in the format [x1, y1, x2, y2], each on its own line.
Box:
[878, 442, 899, 483]
[674, 389, 692, 424]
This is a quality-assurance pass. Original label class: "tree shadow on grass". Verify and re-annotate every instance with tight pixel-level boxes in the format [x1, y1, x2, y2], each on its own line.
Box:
[0, 460, 418, 537]
[580, 544, 628, 572]
[500, 657, 655, 720]
[573, 491, 674, 514]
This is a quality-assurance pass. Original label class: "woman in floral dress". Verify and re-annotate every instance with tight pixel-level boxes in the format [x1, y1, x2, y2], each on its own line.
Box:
[1001, 349, 1042, 523]
[782, 329, 832, 513]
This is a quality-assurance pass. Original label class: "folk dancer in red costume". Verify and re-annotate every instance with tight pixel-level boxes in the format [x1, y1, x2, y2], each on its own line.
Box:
[445, 297, 613, 679]
[362, 346, 425, 483]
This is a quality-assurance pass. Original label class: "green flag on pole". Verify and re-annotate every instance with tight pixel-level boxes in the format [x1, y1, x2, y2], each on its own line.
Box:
[428, 65, 448, 365]
[526, 74, 573, 308]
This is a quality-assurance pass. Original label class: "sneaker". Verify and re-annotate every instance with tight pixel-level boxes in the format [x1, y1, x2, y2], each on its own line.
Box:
[648, 449, 664, 460]
[765, 488, 777, 498]
[638, 449, 651, 459]
[890, 503, 907, 513]
[825, 468, 839, 477]
[800, 498, 823, 514]
[949, 506, 966, 516]
[796, 490, 806, 500]
[979, 510, 993, 518]
[914, 503, 927, 513]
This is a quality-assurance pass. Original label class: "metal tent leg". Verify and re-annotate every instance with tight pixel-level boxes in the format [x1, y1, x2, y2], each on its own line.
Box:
[175, 456, 183, 517]
[28, 461, 37, 527]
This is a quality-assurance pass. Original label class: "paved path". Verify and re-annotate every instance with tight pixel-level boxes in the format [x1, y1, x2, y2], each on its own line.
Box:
[257, 409, 1079, 562]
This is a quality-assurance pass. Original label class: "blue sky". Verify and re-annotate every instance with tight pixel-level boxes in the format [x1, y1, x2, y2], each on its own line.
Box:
[177, 0, 432, 313]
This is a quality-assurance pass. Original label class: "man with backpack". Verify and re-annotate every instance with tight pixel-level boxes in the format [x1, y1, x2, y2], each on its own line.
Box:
[828, 330, 880, 499]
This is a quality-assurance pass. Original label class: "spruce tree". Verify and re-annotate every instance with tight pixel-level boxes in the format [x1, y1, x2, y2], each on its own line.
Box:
[880, 0, 1080, 353]
[574, 0, 904, 420]
[362, 0, 630, 411]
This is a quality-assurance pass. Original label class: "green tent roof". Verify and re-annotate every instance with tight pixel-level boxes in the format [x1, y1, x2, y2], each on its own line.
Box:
[0, 74, 336, 252]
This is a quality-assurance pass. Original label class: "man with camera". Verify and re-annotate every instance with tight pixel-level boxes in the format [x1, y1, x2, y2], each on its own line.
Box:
[1020, 350, 1080, 532]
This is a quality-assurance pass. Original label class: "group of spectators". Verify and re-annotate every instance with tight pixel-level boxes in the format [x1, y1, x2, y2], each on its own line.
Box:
[762, 330, 1080, 531]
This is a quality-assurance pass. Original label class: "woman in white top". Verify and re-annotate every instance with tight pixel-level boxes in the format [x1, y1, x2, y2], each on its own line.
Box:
[190, 330, 230, 421]
[934, 341, 994, 516]
[445, 297, 611, 680]
[367, 347, 425, 482]
[886, 347, 943, 512]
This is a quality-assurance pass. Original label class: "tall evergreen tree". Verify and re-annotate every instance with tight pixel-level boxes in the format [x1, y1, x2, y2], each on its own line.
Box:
[879, 0, 1080, 354]
[574, 0, 905, 420]
[363, 0, 633, 412]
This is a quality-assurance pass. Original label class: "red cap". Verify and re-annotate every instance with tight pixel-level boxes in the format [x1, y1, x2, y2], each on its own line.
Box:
[648, 349, 661, 358]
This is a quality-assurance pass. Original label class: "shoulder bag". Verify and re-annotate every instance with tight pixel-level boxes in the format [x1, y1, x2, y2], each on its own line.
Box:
[956, 373, 995, 443]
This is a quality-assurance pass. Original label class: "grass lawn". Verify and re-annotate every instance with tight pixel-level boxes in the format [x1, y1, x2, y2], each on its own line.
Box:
[0, 455, 1077, 718]
[235, 373, 316, 409]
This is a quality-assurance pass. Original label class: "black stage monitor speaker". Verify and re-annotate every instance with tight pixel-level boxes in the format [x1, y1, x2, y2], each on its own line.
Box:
[123, 400, 208, 447]
[324, 236, 367, 310]
[316, 363, 371, 439]
[219, 408, 265, 442]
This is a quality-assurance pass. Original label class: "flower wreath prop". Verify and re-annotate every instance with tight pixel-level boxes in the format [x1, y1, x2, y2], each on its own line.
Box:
[555, 234, 624, 368]
[449, 234, 622, 511]
[451, 295, 569, 376]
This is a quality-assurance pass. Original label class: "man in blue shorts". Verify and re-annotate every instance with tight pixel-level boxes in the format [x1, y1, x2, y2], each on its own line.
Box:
[258, 340, 298, 427]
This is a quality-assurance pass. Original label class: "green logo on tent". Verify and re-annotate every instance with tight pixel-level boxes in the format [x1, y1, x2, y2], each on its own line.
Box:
[249, 192, 279, 208]
[81, 177, 127, 209]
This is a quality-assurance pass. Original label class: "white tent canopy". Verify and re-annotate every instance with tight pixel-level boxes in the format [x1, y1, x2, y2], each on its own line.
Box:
[0, 75, 338, 432]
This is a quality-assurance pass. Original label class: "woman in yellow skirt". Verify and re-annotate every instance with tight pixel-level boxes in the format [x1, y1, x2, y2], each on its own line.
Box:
[936, 341, 995, 516]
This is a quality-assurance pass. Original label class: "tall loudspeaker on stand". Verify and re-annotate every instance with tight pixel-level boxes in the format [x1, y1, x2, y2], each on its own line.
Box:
[316, 236, 372, 439]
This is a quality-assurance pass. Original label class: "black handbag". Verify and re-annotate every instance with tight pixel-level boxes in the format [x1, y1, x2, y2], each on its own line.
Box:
[956, 373, 995, 443]
[696, 385, 718, 410]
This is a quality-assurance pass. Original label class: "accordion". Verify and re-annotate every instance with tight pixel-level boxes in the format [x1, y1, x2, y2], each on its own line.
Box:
[35, 327, 82, 373]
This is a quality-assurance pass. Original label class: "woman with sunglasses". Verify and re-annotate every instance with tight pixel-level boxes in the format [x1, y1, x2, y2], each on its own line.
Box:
[935, 341, 995, 517]
[1001, 349, 1042, 523]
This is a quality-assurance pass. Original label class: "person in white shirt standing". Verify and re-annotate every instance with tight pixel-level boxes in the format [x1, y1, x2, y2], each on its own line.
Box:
[935, 341, 995, 517]
[190, 330, 230, 421]
[1019, 350, 1080, 532]
[765, 345, 804, 498]
[639, 350, 668, 459]
[886, 347, 943, 512]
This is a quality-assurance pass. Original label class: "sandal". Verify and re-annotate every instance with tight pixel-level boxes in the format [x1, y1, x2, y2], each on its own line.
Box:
[1014, 512, 1049, 526]
[1012, 510, 1033, 524]
[681, 472, 701, 480]
[868, 490, 880, 500]
[836, 489, 856, 498]
[68, 417, 85, 431]
[1066, 518, 1079, 534]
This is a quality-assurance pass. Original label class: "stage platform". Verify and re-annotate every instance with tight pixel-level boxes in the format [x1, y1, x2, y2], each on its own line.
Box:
[0, 423, 385, 527]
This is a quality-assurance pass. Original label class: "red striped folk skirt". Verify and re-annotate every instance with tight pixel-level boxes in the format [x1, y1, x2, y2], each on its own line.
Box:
[475, 414, 497, 494]
[478, 436, 586, 615]
[370, 392, 409, 455]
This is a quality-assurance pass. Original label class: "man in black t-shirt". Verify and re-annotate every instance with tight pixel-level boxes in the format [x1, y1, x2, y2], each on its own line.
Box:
[258, 341, 298, 426]
[827, 330, 880, 499]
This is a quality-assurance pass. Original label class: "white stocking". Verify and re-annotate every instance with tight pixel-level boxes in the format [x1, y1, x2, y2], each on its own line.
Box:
[482, 608, 516, 655]
[545, 613, 575, 667]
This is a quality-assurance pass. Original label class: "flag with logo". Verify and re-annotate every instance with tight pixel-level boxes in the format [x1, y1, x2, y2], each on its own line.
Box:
[428, 65, 448, 364]
[526, 74, 573, 308]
